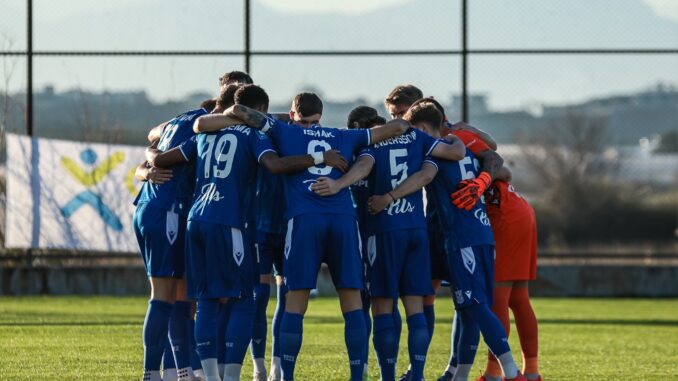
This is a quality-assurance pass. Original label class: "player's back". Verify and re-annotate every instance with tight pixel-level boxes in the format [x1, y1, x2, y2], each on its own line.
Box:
[265, 118, 370, 220]
[135, 108, 207, 214]
[184, 124, 273, 229]
[256, 165, 287, 235]
[427, 149, 494, 251]
[363, 128, 439, 235]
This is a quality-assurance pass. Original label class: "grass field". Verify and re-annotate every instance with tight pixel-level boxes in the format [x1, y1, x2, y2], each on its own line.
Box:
[0, 297, 677, 380]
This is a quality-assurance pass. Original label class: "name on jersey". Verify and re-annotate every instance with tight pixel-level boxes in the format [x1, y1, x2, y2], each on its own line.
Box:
[373, 130, 417, 148]
[386, 198, 415, 216]
[226, 125, 253, 135]
[302, 129, 335, 138]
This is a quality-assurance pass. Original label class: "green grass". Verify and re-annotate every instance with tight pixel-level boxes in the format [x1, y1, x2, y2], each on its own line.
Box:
[0, 297, 677, 380]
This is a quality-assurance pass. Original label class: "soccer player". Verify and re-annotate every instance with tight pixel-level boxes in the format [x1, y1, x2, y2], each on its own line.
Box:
[133, 102, 210, 381]
[382, 106, 526, 381]
[311, 101, 466, 381]
[148, 85, 347, 381]
[219, 70, 253, 91]
[194, 99, 412, 381]
[252, 91, 326, 381]
[477, 170, 541, 381]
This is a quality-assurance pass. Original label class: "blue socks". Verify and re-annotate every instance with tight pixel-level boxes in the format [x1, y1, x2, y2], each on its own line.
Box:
[225, 296, 256, 365]
[423, 304, 435, 340]
[169, 301, 192, 370]
[392, 300, 402, 350]
[463, 303, 511, 357]
[251, 283, 270, 360]
[361, 290, 372, 371]
[163, 336, 176, 371]
[217, 302, 230, 366]
[373, 313, 397, 381]
[189, 318, 202, 372]
[457, 308, 481, 365]
[143, 299, 173, 371]
[280, 312, 304, 381]
[407, 313, 430, 381]
[194, 299, 220, 361]
[449, 312, 461, 368]
[272, 283, 287, 359]
[343, 309, 368, 381]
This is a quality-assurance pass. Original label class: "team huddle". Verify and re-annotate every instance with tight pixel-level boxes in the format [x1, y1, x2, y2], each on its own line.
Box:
[133, 71, 541, 381]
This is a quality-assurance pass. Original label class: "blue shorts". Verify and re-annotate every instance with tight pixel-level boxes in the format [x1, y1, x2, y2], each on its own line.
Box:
[284, 213, 363, 290]
[256, 231, 285, 277]
[133, 202, 186, 278]
[185, 220, 254, 300]
[446, 244, 495, 309]
[366, 228, 433, 298]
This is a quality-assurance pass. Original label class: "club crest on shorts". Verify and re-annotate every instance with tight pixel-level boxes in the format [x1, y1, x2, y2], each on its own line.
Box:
[460, 247, 476, 274]
[233, 250, 244, 266]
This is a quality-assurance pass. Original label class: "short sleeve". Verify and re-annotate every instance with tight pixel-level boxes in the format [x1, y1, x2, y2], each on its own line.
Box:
[452, 130, 491, 155]
[178, 135, 198, 162]
[358, 146, 375, 161]
[415, 128, 440, 157]
[341, 128, 371, 151]
[423, 156, 440, 171]
[250, 129, 277, 163]
[262, 114, 290, 143]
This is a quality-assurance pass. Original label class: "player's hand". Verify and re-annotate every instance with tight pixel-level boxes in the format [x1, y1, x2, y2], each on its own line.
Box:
[367, 194, 394, 215]
[322, 149, 348, 173]
[146, 167, 173, 184]
[450, 172, 491, 211]
[311, 177, 341, 196]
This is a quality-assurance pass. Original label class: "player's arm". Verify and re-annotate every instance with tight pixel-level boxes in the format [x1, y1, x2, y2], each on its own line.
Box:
[452, 122, 497, 151]
[147, 120, 169, 143]
[259, 149, 348, 175]
[311, 154, 375, 196]
[430, 134, 466, 161]
[134, 161, 173, 184]
[192, 113, 244, 133]
[148, 146, 189, 168]
[367, 161, 438, 214]
[367, 119, 410, 144]
[475, 149, 504, 180]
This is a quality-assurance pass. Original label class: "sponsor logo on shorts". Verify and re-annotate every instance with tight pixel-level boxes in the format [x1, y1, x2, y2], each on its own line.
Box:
[455, 290, 464, 304]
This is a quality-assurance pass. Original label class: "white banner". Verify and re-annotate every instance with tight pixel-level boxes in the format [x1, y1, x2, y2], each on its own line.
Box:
[5, 133, 147, 251]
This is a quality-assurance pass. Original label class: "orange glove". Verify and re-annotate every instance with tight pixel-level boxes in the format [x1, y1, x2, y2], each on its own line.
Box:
[450, 172, 492, 211]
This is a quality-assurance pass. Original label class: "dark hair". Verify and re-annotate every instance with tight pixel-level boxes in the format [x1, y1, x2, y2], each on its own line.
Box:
[384, 84, 423, 107]
[411, 96, 447, 122]
[234, 84, 269, 110]
[200, 98, 217, 112]
[292, 92, 323, 117]
[404, 101, 443, 130]
[219, 70, 253, 86]
[347, 106, 386, 129]
[216, 84, 239, 109]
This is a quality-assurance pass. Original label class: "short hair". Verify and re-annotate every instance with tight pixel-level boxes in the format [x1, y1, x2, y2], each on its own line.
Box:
[200, 98, 217, 112]
[384, 84, 423, 107]
[219, 70, 253, 87]
[411, 97, 447, 122]
[347, 106, 386, 129]
[234, 84, 269, 110]
[404, 101, 443, 130]
[216, 84, 239, 109]
[292, 92, 323, 117]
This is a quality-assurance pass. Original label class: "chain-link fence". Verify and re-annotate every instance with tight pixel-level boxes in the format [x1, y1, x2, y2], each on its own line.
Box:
[0, 0, 677, 264]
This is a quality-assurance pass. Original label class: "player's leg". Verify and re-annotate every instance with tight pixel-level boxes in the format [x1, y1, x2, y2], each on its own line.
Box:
[135, 204, 179, 381]
[188, 303, 205, 381]
[224, 295, 256, 381]
[509, 281, 540, 380]
[216, 301, 230, 378]
[269, 275, 286, 381]
[329, 215, 368, 381]
[481, 282, 512, 381]
[400, 229, 434, 381]
[439, 311, 461, 381]
[371, 297, 398, 381]
[452, 306, 481, 381]
[162, 336, 178, 381]
[169, 279, 195, 381]
[279, 216, 324, 381]
[252, 231, 276, 380]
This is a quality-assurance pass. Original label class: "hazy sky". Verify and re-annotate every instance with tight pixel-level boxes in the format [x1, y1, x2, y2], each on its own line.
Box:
[0, 0, 676, 111]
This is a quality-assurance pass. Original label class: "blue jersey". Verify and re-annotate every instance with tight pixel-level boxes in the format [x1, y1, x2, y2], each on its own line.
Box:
[361, 128, 439, 235]
[349, 178, 370, 238]
[426, 150, 494, 250]
[134, 108, 208, 214]
[255, 166, 287, 235]
[263, 117, 371, 220]
[179, 124, 275, 229]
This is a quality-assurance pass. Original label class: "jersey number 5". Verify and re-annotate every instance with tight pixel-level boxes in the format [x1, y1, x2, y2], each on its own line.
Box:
[203, 134, 238, 179]
[389, 148, 409, 189]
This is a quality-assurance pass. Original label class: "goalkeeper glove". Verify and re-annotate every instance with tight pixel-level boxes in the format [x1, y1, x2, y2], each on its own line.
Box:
[450, 171, 492, 211]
